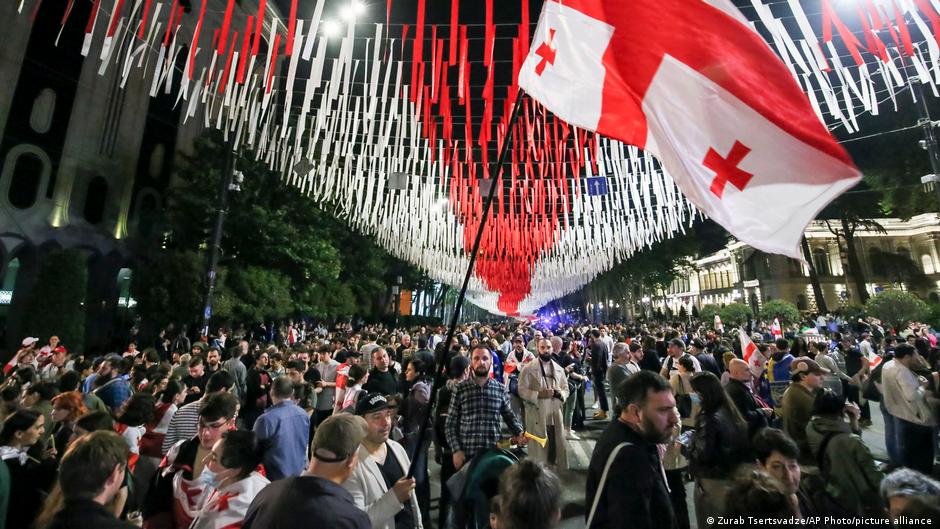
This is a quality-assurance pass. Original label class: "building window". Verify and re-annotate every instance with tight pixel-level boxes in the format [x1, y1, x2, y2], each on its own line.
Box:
[8, 152, 44, 209]
[922, 254, 935, 275]
[29, 88, 56, 134]
[83, 176, 108, 225]
[116, 268, 135, 308]
[812, 248, 830, 276]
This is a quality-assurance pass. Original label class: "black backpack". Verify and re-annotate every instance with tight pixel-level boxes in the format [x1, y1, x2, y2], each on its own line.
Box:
[861, 360, 886, 402]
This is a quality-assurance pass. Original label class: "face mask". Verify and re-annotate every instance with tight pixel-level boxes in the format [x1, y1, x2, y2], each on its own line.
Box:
[199, 467, 220, 489]
[539, 353, 552, 362]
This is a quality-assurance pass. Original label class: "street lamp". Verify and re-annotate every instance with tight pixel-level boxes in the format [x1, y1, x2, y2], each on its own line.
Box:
[202, 151, 242, 336]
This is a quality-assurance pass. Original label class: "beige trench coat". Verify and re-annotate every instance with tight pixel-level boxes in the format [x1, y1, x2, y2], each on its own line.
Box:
[518, 359, 569, 468]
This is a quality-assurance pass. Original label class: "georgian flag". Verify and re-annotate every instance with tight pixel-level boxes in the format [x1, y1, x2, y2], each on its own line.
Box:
[517, 0, 862, 259]
[771, 317, 783, 338]
[740, 327, 765, 378]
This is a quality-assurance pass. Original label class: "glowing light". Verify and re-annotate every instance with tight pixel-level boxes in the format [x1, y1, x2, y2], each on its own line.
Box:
[322, 20, 341, 38]
[340, 1, 366, 21]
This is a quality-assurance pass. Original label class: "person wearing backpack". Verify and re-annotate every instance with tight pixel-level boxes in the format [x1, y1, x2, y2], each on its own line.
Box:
[806, 388, 884, 517]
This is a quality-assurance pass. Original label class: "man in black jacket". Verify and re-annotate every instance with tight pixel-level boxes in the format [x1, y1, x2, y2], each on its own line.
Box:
[586, 371, 679, 529]
[243, 414, 371, 529]
[45, 431, 136, 529]
[725, 359, 774, 439]
[589, 330, 611, 420]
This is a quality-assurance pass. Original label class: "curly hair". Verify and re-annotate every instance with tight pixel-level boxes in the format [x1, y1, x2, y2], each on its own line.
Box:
[724, 470, 795, 519]
[117, 393, 156, 427]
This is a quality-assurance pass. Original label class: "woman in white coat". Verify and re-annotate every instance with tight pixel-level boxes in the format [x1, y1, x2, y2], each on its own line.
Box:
[518, 338, 569, 469]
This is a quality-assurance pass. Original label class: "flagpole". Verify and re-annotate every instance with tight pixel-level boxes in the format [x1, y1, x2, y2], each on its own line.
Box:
[406, 89, 526, 478]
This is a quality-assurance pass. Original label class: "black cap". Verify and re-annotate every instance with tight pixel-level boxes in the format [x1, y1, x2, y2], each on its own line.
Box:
[355, 392, 390, 416]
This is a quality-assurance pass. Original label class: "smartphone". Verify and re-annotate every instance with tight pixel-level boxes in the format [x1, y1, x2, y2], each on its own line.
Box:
[676, 429, 695, 447]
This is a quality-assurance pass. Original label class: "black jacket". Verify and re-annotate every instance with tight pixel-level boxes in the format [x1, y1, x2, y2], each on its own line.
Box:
[639, 350, 662, 373]
[590, 341, 610, 375]
[3, 455, 57, 529]
[242, 475, 370, 529]
[47, 499, 137, 529]
[725, 378, 769, 439]
[689, 406, 750, 479]
[363, 368, 399, 396]
[586, 420, 676, 529]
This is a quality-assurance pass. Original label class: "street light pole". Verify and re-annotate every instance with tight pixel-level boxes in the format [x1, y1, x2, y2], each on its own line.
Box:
[907, 73, 940, 211]
[201, 143, 240, 336]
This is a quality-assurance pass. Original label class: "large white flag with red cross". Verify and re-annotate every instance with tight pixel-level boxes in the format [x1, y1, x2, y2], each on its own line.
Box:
[517, 0, 862, 259]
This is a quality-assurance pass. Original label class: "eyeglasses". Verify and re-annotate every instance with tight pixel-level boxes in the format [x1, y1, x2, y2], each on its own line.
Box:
[198, 419, 230, 431]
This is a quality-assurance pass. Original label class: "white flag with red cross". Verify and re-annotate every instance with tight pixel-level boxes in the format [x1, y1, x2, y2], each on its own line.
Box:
[517, 0, 862, 259]
[739, 327, 765, 378]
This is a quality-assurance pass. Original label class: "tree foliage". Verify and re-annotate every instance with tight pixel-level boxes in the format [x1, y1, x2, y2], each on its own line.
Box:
[759, 299, 801, 325]
[719, 303, 752, 326]
[869, 248, 932, 292]
[132, 250, 207, 326]
[214, 266, 293, 323]
[700, 305, 720, 326]
[146, 134, 430, 324]
[21, 250, 87, 353]
[865, 290, 929, 330]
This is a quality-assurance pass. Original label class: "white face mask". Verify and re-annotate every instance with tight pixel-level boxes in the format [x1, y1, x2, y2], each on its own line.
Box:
[199, 467, 220, 489]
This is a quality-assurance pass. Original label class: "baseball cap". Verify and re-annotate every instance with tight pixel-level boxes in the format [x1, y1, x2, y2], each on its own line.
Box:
[21, 337, 38, 347]
[790, 358, 830, 375]
[53, 346, 67, 354]
[312, 414, 368, 463]
[355, 392, 390, 416]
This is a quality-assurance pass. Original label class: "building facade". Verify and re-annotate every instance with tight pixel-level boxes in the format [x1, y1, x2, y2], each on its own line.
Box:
[650, 214, 940, 316]
[0, 0, 269, 352]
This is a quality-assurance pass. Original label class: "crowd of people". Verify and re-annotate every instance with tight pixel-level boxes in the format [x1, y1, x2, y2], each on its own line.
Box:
[584, 315, 940, 529]
[0, 312, 938, 529]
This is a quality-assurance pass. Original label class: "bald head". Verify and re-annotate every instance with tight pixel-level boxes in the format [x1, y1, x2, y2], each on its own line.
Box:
[728, 358, 751, 381]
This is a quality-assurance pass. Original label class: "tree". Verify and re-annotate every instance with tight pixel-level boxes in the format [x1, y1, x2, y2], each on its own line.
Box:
[132, 250, 207, 328]
[700, 305, 720, 326]
[162, 134, 429, 321]
[719, 303, 752, 327]
[801, 236, 828, 314]
[214, 267, 293, 323]
[865, 290, 929, 331]
[20, 250, 87, 353]
[759, 299, 801, 326]
[868, 248, 932, 292]
[842, 102, 938, 221]
[820, 187, 886, 306]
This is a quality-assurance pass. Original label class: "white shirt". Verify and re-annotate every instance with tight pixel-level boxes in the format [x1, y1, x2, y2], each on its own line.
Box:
[882, 359, 936, 426]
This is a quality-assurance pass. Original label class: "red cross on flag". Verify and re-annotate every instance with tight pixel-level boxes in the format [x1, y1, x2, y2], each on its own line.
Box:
[517, 0, 862, 259]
